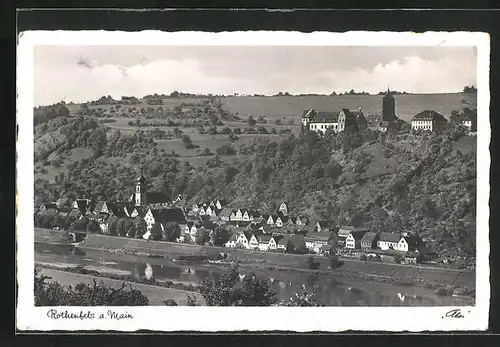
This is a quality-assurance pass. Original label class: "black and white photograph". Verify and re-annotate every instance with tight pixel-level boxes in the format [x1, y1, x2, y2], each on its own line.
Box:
[16, 31, 490, 331]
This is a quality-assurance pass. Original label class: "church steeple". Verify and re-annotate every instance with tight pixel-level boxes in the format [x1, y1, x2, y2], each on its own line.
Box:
[135, 166, 147, 207]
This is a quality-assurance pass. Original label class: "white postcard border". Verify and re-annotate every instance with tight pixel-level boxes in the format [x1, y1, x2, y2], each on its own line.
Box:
[16, 30, 490, 332]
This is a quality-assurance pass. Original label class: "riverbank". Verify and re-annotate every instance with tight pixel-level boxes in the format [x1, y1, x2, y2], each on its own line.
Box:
[35, 230, 475, 296]
[38, 267, 205, 306]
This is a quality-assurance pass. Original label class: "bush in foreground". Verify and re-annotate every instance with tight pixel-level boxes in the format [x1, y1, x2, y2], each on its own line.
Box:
[198, 265, 278, 306]
[34, 266, 149, 306]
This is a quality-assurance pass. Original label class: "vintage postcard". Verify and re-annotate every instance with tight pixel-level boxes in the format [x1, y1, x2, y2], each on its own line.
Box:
[17, 30, 490, 332]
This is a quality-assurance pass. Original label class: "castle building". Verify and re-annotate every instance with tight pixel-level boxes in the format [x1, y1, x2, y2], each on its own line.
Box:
[411, 110, 448, 132]
[302, 108, 367, 135]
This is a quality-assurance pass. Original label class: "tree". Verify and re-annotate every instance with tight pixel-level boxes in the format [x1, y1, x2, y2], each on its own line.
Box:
[162, 222, 181, 242]
[149, 224, 162, 241]
[116, 218, 127, 237]
[70, 217, 89, 231]
[212, 227, 230, 247]
[280, 288, 322, 306]
[247, 116, 257, 127]
[134, 217, 148, 239]
[198, 266, 278, 306]
[124, 219, 136, 238]
[195, 229, 210, 245]
[86, 219, 101, 233]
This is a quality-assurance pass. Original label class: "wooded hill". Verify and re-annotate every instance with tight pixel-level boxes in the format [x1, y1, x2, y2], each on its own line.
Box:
[34, 103, 477, 260]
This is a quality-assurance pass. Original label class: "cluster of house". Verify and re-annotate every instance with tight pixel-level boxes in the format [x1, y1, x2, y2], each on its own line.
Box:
[223, 223, 436, 264]
[35, 172, 435, 263]
[302, 89, 476, 134]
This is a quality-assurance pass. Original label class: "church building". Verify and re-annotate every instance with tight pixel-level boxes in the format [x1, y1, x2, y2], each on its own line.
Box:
[129, 173, 170, 210]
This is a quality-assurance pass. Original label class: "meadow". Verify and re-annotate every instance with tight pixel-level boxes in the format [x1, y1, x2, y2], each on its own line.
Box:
[222, 93, 478, 123]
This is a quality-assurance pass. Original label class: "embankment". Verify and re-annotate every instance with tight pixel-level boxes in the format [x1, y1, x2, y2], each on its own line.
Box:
[34, 228, 74, 245]
[37, 231, 475, 291]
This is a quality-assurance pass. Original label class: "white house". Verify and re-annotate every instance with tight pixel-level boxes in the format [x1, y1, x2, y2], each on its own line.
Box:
[278, 202, 288, 216]
[411, 110, 447, 132]
[275, 216, 283, 228]
[345, 231, 365, 249]
[396, 235, 422, 252]
[304, 231, 331, 253]
[257, 235, 277, 251]
[248, 234, 259, 250]
[377, 232, 401, 250]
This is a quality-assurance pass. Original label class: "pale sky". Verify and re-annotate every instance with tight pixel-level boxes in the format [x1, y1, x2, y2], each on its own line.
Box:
[34, 45, 477, 106]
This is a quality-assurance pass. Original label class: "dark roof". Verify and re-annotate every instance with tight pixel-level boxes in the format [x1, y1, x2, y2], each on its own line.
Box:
[146, 192, 169, 204]
[361, 232, 379, 243]
[155, 208, 187, 224]
[348, 230, 366, 240]
[379, 121, 390, 127]
[74, 199, 89, 212]
[318, 220, 335, 228]
[218, 208, 234, 218]
[68, 208, 82, 218]
[310, 111, 339, 123]
[379, 232, 401, 243]
[401, 235, 422, 248]
[305, 230, 331, 241]
[278, 234, 305, 247]
[412, 110, 447, 122]
[302, 109, 316, 118]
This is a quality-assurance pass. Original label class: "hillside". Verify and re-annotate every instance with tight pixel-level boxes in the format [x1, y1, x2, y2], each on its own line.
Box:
[33, 100, 477, 260]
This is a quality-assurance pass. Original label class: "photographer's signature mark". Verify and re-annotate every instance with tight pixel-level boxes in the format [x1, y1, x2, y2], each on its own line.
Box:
[442, 309, 469, 319]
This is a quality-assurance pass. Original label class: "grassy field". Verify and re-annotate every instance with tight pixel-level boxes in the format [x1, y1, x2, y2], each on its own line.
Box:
[38, 267, 204, 305]
[222, 93, 477, 123]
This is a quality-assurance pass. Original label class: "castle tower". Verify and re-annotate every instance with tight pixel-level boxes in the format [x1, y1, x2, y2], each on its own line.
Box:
[135, 172, 147, 207]
[382, 88, 396, 122]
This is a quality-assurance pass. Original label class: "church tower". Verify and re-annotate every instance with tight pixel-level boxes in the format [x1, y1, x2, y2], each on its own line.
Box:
[382, 88, 396, 122]
[135, 172, 147, 207]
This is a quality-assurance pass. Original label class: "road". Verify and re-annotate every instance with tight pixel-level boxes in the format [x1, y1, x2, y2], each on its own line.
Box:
[39, 268, 205, 306]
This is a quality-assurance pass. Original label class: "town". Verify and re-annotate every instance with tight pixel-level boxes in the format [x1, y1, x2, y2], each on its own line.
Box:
[34, 89, 476, 269]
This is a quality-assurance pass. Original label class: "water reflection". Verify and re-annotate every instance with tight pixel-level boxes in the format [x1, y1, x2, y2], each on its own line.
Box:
[34, 243, 470, 306]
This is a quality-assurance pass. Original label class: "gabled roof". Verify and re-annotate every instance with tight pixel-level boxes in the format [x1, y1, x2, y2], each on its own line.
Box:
[310, 111, 340, 124]
[400, 234, 422, 248]
[347, 230, 366, 240]
[412, 110, 447, 122]
[145, 192, 169, 204]
[361, 232, 379, 243]
[258, 235, 273, 243]
[379, 232, 401, 243]
[302, 109, 316, 118]
[68, 208, 82, 218]
[318, 220, 335, 228]
[155, 208, 187, 224]
[218, 208, 234, 218]
[305, 230, 331, 240]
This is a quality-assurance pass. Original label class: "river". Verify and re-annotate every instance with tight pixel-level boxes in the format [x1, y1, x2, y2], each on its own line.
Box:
[35, 242, 472, 306]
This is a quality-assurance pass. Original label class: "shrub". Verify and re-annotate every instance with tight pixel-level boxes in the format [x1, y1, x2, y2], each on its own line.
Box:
[198, 266, 278, 306]
[34, 266, 149, 306]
